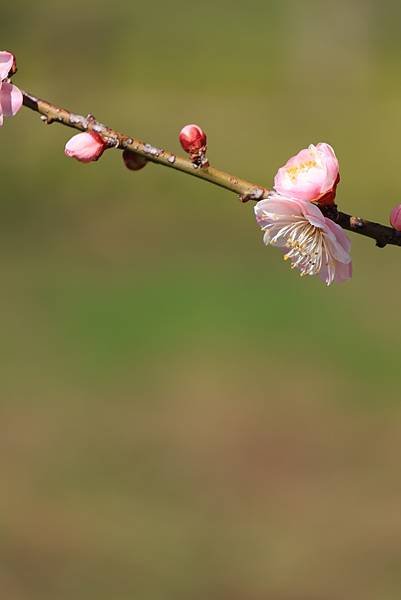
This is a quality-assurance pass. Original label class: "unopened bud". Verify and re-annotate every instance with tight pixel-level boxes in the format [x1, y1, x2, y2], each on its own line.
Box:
[65, 131, 107, 163]
[179, 124, 207, 155]
[179, 124, 209, 168]
[122, 149, 148, 171]
[390, 204, 401, 231]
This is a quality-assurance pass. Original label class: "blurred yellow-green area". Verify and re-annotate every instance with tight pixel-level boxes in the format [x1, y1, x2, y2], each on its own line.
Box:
[1, 1, 401, 598]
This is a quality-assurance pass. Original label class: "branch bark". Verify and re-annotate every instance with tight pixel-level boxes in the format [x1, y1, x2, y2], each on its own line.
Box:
[21, 90, 401, 249]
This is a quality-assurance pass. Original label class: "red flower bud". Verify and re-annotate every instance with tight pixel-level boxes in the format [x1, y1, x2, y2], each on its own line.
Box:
[390, 204, 401, 231]
[179, 124, 207, 155]
[122, 149, 148, 171]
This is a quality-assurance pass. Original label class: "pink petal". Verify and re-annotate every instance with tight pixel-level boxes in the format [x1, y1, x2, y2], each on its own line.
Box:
[333, 261, 352, 283]
[324, 218, 352, 259]
[316, 143, 339, 189]
[275, 166, 323, 201]
[0, 51, 14, 80]
[0, 81, 23, 119]
[254, 195, 303, 224]
[284, 147, 314, 167]
[319, 260, 352, 285]
[299, 198, 327, 229]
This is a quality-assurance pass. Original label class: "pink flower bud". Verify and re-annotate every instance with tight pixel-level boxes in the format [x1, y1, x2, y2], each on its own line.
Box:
[179, 124, 207, 155]
[274, 143, 340, 205]
[122, 149, 148, 171]
[390, 204, 401, 231]
[0, 51, 16, 81]
[64, 131, 107, 163]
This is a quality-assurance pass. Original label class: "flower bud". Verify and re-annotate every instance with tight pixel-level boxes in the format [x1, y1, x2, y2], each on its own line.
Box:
[179, 124, 207, 156]
[0, 50, 16, 81]
[64, 131, 107, 163]
[122, 149, 148, 171]
[390, 204, 401, 231]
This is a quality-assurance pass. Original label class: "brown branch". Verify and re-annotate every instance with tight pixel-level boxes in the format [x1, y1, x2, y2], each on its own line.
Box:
[21, 89, 401, 249]
[21, 90, 267, 201]
[322, 205, 401, 248]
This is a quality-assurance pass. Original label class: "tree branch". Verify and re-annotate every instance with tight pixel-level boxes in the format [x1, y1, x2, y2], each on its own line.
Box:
[21, 89, 401, 249]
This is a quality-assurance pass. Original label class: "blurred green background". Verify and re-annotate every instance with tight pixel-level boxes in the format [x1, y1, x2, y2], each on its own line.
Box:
[1, 1, 401, 598]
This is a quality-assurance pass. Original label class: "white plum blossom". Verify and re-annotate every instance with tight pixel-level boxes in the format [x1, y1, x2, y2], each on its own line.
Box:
[254, 193, 352, 285]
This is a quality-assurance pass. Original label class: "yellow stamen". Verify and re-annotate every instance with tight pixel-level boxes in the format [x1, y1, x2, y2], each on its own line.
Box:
[286, 160, 317, 182]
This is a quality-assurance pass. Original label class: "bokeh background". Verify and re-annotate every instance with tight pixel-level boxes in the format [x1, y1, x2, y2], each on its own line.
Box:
[1, 1, 401, 598]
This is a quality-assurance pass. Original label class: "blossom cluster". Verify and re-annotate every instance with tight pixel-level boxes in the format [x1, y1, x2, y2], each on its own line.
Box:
[254, 143, 352, 285]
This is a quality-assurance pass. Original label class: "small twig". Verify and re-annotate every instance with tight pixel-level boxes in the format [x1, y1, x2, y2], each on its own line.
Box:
[21, 89, 401, 248]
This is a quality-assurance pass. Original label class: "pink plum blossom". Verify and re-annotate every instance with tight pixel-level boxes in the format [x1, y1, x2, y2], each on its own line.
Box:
[254, 193, 352, 285]
[0, 51, 23, 127]
[0, 51, 15, 80]
[390, 204, 401, 231]
[64, 131, 107, 163]
[274, 143, 340, 205]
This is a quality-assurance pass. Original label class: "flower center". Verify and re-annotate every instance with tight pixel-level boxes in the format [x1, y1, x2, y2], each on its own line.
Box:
[269, 219, 334, 279]
[286, 159, 318, 182]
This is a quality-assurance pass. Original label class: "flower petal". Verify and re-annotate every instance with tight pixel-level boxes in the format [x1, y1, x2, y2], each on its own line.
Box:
[255, 195, 302, 222]
[323, 217, 352, 263]
[316, 143, 339, 189]
[334, 260, 352, 283]
[0, 81, 23, 118]
[0, 51, 14, 81]
[319, 259, 352, 285]
[299, 199, 327, 229]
